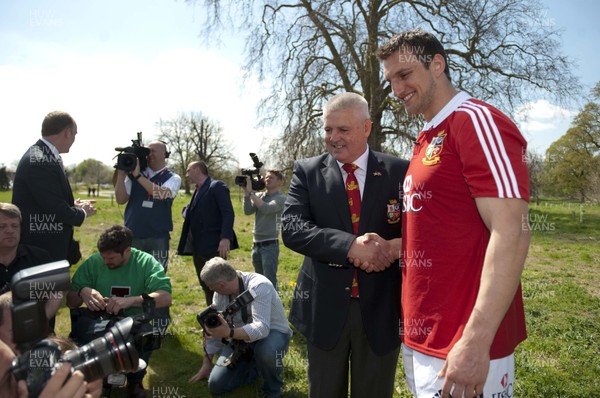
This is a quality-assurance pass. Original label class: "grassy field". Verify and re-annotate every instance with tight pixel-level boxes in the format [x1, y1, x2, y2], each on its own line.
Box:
[1, 189, 599, 397]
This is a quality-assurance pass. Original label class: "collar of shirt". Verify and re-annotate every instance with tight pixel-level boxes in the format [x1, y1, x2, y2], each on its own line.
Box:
[336, 145, 369, 198]
[144, 166, 168, 179]
[3, 246, 27, 267]
[422, 91, 472, 131]
[40, 137, 61, 160]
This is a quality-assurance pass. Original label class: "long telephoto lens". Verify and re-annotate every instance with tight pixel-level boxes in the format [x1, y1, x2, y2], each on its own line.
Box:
[60, 317, 139, 381]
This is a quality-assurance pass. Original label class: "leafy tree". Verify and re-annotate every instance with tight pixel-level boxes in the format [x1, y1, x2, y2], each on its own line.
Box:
[0, 166, 9, 191]
[72, 159, 114, 195]
[157, 112, 234, 193]
[545, 83, 600, 202]
[526, 151, 545, 205]
[190, 0, 579, 169]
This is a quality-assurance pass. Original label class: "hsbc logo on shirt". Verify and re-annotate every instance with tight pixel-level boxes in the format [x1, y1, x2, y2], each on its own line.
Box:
[402, 175, 431, 213]
[490, 373, 514, 398]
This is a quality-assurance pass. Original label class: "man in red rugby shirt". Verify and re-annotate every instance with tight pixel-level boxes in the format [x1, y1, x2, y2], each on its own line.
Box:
[377, 29, 530, 398]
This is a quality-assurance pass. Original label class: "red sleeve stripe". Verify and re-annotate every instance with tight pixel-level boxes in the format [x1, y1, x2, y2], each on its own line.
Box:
[457, 101, 523, 199]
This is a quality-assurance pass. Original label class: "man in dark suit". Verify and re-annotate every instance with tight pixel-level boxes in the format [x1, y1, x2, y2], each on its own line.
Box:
[12, 111, 96, 263]
[282, 92, 409, 398]
[177, 160, 238, 305]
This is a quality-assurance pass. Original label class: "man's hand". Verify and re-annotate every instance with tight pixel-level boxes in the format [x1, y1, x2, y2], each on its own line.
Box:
[347, 233, 395, 272]
[131, 158, 141, 178]
[18, 363, 88, 398]
[189, 357, 213, 383]
[438, 336, 489, 398]
[205, 315, 232, 339]
[105, 296, 137, 314]
[79, 288, 107, 311]
[218, 238, 231, 259]
[349, 234, 401, 271]
[244, 175, 253, 194]
[75, 198, 97, 216]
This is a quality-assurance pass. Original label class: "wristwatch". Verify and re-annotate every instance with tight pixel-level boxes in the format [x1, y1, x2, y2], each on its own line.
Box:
[130, 173, 142, 180]
[229, 327, 235, 339]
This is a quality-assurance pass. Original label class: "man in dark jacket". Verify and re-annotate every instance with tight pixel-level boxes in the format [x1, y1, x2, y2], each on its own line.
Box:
[177, 160, 238, 305]
[282, 92, 408, 398]
[12, 111, 96, 263]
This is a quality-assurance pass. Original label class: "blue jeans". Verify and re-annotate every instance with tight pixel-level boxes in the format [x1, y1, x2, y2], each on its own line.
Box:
[252, 241, 279, 290]
[132, 236, 170, 272]
[208, 330, 290, 397]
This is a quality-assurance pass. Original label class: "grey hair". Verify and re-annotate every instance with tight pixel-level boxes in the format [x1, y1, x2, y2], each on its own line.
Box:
[200, 257, 238, 286]
[323, 92, 370, 121]
[0, 203, 21, 222]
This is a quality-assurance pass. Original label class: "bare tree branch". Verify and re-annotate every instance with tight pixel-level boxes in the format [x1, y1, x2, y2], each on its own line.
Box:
[157, 111, 234, 193]
[189, 0, 580, 170]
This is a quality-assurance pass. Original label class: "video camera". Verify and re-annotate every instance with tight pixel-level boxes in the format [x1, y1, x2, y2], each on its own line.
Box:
[197, 288, 256, 368]
[235, 153, 266, 191]
[114, 132, 150, 172]
[10, 261, 160, 397]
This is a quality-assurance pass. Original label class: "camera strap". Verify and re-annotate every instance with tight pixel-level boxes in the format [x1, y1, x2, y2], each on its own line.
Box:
[235, 274, 250, 324]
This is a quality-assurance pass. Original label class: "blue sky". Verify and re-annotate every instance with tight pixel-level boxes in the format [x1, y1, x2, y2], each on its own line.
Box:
[0, 0, 598, 169]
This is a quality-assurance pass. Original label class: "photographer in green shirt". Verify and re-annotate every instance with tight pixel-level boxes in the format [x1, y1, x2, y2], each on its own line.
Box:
[67, 224, 172, 398]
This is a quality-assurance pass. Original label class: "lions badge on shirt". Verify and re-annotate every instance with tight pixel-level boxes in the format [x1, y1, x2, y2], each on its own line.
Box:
[422, 131, 447, 166]
[387, 199, 401, 224]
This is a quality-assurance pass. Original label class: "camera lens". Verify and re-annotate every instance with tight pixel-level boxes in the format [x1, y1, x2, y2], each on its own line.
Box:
[11, 340, 62, 398]
[122, 157, 134, 168]
[60, 318, 139, 382]
[204, 313, 221, 328]
[234, 176, 246, 187]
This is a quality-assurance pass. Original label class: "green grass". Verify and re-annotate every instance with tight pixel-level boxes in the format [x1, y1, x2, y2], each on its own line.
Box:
[516, 201, 600, 397]
[2, 190, 599, 397]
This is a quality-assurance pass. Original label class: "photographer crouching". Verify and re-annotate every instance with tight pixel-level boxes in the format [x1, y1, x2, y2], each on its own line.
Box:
[189, 257, 291, 398]
[66, 225, 172, 398]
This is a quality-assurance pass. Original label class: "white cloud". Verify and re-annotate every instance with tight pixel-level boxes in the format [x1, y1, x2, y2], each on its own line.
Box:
[0, 47, 270, 170]
[515, 99, 576, 154]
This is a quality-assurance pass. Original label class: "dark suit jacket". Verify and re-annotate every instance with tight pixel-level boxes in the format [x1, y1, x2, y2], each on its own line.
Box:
[282, 150, 409, 355]
[12, 140, 85, 262]
[177, 177, 238, 257]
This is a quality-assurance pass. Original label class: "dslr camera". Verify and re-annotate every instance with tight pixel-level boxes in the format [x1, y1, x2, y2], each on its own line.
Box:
[114, 132, 151, 172]
[235, 153, 266, 191]
[197, 288, 256, 331]
[197, 288, 256, 368]
[10, 261, 158, 398]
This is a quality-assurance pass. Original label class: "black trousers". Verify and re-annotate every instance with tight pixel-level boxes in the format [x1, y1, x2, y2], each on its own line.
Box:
[192, 253, 218, 306]
[307, 299, 400, 398]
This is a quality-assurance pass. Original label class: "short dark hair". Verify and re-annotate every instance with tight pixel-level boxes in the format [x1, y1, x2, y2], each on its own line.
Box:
[41, 111, 75, 137]
[191, 160, 209, 176]
[377, 28, 451, 80]
[97, 225, 133, 254]
[267, 169, 284, 181]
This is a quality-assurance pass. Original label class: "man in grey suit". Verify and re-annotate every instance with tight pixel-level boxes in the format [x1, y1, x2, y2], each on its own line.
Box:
[282, 92, 408, 398]
[12, 111, 96, 263]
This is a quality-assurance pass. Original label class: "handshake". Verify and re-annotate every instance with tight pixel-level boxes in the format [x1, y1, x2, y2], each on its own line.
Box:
[75, 198, 97, 217]
[347, 233, 401, 272]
